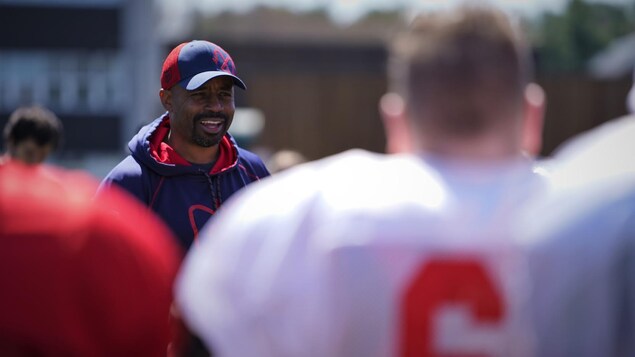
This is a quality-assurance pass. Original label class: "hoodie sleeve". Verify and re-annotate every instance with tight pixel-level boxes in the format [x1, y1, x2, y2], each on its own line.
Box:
[237, 148, 271, 179]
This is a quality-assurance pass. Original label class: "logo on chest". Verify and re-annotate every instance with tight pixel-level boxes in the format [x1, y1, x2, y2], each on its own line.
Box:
[188, 204, 216, 239]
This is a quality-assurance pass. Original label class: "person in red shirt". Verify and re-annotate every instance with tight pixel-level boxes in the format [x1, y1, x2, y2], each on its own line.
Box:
[0, 160, 182, 356]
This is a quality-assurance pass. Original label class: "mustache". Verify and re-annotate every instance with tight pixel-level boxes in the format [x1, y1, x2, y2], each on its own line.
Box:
[193, 112, 229, 122]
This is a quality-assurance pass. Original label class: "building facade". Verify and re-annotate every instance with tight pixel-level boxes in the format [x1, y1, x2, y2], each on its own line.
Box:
[0, 0, 160, 177]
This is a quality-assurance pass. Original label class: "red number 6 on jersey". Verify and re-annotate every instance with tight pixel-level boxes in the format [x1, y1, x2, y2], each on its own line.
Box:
[400, 258, 504, 357]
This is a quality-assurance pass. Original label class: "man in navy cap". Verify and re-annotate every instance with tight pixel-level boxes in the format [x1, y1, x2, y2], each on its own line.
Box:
[100, 40, 270, 249]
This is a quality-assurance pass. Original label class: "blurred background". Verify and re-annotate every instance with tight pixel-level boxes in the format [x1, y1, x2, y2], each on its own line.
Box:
[0, 0, 633, 179]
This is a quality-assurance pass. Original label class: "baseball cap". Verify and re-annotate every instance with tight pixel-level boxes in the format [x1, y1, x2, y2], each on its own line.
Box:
[161, 40, 246, 91]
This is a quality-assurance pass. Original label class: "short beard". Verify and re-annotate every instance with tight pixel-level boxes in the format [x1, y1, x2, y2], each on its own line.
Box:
[191, 111, 229, 147]
[193, 134, 219, 148]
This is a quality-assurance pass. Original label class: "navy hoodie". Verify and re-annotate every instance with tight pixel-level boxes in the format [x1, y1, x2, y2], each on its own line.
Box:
[100, 113, 270, 248]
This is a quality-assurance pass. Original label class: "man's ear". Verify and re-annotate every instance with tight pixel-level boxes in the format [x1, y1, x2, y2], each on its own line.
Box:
[159, 88, 172, 112]
[379, 93, 413, 154]
[521, 83, 546, 157]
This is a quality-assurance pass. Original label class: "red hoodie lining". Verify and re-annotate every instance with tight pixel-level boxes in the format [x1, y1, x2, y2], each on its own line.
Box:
[148, 117, 237, 174]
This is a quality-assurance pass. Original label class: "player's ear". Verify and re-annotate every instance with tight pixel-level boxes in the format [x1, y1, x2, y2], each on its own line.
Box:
[159, 88, 173, 112]
[380, 93, 413, 154]
[521, 83, 545, 157]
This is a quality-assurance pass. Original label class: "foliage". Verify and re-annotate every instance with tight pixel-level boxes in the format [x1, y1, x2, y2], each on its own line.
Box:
[531, 0, 635, 73]
[190, 0, 634, 75]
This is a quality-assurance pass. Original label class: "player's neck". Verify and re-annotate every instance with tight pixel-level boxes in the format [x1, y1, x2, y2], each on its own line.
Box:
[417, 132, 523, 162]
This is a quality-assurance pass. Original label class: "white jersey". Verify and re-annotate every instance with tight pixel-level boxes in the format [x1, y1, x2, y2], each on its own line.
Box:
[176, 149, 549, 357]
[516, 115, 635, 357]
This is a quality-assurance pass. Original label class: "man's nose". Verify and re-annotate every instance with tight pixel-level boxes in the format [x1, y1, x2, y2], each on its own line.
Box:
[203, 94, 223, 111]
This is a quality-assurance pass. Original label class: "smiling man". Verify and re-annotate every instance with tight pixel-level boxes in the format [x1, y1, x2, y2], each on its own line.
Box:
[100, 40, 270, 249]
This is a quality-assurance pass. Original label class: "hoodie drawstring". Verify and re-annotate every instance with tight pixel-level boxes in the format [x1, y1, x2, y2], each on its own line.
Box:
[203, 172, 222, 211]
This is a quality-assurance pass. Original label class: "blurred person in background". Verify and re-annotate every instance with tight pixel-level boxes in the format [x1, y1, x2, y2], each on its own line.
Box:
[515, 66, 635, 357]
[267, 149, 308, 174]
[99, 40, 270, 249]
[550, 66, 634, 184]
[175, 4, 550, 356]
[0, 160, 181, 356]
[2, 105, 63, 165]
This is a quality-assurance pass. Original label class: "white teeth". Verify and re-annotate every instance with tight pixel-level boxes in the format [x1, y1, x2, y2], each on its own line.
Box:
[201, 120, 222, 125]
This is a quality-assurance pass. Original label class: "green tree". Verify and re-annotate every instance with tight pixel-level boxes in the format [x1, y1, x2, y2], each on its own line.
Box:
[533, 0, 634, 73]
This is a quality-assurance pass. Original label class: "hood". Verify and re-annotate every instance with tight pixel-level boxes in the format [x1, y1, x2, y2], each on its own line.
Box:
[128, 113, 239, 177]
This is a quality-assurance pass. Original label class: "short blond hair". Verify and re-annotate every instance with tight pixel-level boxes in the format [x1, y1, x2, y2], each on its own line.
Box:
[389, 5, 532, 137]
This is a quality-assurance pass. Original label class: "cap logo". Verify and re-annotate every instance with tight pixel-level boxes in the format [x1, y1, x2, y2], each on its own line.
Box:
[213, 47, 235, 75]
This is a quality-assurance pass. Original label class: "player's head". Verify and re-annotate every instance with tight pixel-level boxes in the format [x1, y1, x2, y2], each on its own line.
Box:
[0, 161, 181, 356]
[159, 40, 246, 150]
[3, 105, 63, 164]
[380, 4, 545, 157]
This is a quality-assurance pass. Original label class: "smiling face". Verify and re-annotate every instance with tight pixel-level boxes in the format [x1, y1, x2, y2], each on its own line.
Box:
[161, 76, 235, 154]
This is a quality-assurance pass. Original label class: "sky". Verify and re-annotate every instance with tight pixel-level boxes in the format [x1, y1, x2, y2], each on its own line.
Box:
[159, 0, 633, 25]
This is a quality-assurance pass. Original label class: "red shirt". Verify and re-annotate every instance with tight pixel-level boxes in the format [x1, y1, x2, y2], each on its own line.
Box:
[0, 161, 182, 356]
